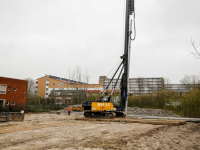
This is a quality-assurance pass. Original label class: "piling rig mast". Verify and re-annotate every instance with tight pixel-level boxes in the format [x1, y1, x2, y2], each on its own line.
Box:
[82, 0, 135, 118]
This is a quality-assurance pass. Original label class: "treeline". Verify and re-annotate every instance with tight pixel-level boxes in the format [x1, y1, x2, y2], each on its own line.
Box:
[128, 89, 200, 118]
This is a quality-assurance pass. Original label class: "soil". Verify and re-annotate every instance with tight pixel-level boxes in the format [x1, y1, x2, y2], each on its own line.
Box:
[0, 112, 199, 150]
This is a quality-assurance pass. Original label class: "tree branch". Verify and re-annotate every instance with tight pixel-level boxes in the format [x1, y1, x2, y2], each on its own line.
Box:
[191, 37, 200, 59]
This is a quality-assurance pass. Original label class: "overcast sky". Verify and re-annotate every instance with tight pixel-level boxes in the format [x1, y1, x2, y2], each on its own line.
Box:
[0, 0, 200, 84]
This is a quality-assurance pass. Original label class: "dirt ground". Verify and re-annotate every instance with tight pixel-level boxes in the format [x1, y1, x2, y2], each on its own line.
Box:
[0, 112, 199, 150]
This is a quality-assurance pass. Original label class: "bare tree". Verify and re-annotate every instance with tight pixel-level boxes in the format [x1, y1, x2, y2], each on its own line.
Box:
[136, 78, 144, 94]
[67, 66, 90, 104]
[67, 66, 89, 85]
[83, 68, 90, 95]
[198, 73, 200, 83]
[190, 38, 200, 59]
[163, 77, 171, 90]
[180, 74, 200, 89]
[25, 78, 36, 99]
[85, 68, 90, 84]
[75, 65, 82, 83]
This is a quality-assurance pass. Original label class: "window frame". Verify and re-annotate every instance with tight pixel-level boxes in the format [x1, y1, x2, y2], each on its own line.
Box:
[6, 101, 9, 105]
[0, 84, 7, 94]
[14, 87, 17, 92]
[68, 92, 73, 96]
[54, 92, 61, 96]
[58, 83, 64, 86]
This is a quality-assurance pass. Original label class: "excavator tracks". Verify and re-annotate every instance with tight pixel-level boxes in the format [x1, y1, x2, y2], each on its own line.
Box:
[84, 111, 125, 118]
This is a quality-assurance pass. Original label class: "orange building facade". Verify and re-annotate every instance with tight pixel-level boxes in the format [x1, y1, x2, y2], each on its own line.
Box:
[36, 75, 105, 98]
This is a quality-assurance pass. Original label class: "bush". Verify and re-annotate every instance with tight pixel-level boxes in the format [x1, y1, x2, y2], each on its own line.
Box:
[25, 104, 66, 112]
[128, 89, 200, 118]
[180, 89, 200, 117]
[128, 91, 167, 109]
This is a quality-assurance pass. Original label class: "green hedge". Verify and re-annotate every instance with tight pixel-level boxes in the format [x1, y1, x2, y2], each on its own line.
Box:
[25, 104, 66, 112]
[128, 92, 166, 109]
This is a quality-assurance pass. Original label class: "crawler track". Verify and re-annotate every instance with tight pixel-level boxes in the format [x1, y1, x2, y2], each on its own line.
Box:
[84, 111, 126, 118]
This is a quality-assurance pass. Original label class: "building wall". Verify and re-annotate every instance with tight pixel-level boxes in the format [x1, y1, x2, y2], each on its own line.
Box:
[129, 78, 164, 95]
[37, 75, 49, 98]
[100, 76, 164, 95]
[36, 75, 105, 98]
[99, 76, 107, 86]
[100, 76, 200, 96]
[0, 76, 27, 111]
[165, 84, 200, 90]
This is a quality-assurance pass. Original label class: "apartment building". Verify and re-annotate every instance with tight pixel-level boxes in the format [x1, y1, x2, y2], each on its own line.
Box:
[100, 76, 200, 96]
[165, 84, 200, 90]
[36, 75, 104, 98]
[99, 76, 164, 95]
[0, 76, 27, 111]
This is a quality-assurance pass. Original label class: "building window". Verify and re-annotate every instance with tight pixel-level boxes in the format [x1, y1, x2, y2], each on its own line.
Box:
[8, 87, 11, 91]
[59, 83, 64, 86]
[68, 93, 73, 96]
[13, 101, 16, 105]
[46, 84, 49, 86]
[54, 92, 61, 96]
[6, 101, 9, 105]
[46, 88, 48, 90]
[46, 93, 48, 95]
[55, 97, 62, 104]
[65, 98, 71, 104]
[14, 87, 17, 92]
[53, 83, 55, 86]
[0, 84, 7, 94]
[46, 79, 49, 81]
[56, 99, 62, 103]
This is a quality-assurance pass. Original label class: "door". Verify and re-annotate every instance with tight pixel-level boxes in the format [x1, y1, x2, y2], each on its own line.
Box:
[0, 100, 5, 112]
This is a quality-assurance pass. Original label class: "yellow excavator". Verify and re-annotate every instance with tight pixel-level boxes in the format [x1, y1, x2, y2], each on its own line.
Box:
[82, 0, 135, 118]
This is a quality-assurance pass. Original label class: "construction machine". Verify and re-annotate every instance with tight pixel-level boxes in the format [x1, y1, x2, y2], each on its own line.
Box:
[82, 0, 135, 118]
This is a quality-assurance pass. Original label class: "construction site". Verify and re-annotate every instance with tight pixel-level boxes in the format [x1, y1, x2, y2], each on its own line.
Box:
[0, 109, 200, 150]
[1, 0, 200, 149]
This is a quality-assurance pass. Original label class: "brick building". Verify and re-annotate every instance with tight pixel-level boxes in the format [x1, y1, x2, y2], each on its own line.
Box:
[0, 76, 27, 111]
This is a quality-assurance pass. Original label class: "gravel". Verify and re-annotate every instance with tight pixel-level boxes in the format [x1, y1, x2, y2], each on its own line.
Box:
[51, 106, 180, 117]
[127, 107, 180, 117]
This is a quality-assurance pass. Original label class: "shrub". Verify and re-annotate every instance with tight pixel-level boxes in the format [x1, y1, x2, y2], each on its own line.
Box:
[128, 91, 167, 109]
[180, 89, 200, 117]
